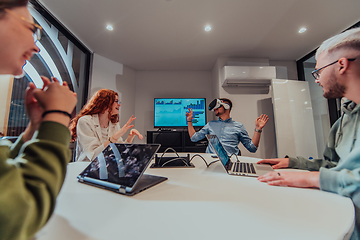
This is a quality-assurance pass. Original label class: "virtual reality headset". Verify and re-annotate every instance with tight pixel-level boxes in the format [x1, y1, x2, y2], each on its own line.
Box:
[208, 99, 230, 111]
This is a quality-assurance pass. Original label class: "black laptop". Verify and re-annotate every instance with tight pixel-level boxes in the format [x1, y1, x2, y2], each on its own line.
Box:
[77, 143, 167, 196]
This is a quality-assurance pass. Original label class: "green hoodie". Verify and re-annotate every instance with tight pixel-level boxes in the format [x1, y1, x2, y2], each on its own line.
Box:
[0, 121, 71, 240]
[288, 100, 360, 239]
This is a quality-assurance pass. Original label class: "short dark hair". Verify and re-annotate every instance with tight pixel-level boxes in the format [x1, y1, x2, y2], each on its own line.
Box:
[0, 0, 28, 18]
[219, 98, 233, 111]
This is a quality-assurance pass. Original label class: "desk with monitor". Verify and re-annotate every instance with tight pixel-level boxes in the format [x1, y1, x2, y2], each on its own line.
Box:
[35, 154, 355, 240]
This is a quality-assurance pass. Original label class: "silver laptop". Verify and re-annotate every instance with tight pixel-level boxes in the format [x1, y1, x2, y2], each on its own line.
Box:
[77, 143, 167, 196]
[206, 134, 273, 177]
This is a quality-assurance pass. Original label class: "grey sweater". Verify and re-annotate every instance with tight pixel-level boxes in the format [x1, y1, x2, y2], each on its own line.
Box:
[289, 100, 360, 239]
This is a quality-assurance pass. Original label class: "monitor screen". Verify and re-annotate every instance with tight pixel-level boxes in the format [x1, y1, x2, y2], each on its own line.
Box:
[154, 98, 206, 128]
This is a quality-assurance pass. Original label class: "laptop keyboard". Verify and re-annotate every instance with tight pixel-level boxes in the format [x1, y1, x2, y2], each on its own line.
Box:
[232, 162, 256, 174]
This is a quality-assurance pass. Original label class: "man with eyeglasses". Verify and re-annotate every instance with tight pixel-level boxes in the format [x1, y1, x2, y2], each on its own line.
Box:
[0, 1, 77, 240]
[257, 27, 360, 239]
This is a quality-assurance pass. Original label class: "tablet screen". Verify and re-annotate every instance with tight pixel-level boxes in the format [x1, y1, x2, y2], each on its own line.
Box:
[79, 144, 160, 188]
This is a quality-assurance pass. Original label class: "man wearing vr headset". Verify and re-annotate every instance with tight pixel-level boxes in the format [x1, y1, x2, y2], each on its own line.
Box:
[186, 98, 269, 155]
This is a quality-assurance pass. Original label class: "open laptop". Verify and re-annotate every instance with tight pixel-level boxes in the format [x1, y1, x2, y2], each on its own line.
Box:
[77, 143, 167, 196]
[206, 134, 274, 177]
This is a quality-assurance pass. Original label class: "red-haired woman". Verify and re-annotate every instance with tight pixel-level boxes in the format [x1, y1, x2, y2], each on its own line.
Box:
[69, 89, 143, 162]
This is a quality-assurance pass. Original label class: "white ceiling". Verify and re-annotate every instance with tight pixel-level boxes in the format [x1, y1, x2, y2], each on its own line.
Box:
[38, 0, 360, 71]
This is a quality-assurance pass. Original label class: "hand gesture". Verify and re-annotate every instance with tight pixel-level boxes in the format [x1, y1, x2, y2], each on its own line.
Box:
[113, 115, 136, 140]
[129, 129, 143, 140]
[255, 114, 269, 130]
[257, 158, 289, 169]
[185, 108, 193, 122]
[33, 77, 77, 113]
[25, 82, 46, 130]
[257, 171, 320, 188]
[23, 77, 77, 141]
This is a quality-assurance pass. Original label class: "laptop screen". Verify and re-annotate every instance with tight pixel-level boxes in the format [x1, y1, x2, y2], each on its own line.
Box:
[79, 143, 160, 188]
[206, 135, 230, 167]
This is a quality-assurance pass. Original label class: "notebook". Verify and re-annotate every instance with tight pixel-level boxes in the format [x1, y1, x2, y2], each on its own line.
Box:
[206, 134, 274, 177]
[77, 143, 167, 196]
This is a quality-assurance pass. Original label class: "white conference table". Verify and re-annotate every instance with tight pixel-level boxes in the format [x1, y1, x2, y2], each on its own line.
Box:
[35, 153, 355, 240]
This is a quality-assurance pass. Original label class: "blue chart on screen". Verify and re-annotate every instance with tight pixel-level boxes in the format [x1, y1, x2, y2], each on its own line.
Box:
[154, 98, 206, 127]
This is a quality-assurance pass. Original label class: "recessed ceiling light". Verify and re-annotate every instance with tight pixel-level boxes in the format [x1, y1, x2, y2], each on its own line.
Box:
[205, 25, 211, 31]
[299, 27, 306, 33]
[106, 25, 113, 31]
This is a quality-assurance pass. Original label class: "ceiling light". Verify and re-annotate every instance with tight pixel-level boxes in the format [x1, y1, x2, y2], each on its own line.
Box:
[106, 25, 113, 31]
[205, 26, 211, 31]
[299, 27, 306, 33]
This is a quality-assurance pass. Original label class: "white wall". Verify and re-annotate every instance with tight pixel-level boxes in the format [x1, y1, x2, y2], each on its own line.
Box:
[269, 60, 298, 80]
[91, 54, 137, 126]
[0, 75, 13, 135]
[134, 71, 213, 143]
[116, 66, 136, 128]
[90, 53, 124, 97]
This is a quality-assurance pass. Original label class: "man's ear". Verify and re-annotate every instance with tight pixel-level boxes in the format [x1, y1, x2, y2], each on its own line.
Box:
[338, 58, 350, 75]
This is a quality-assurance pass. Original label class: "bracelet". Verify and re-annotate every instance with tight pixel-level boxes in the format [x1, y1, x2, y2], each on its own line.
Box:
[108, 137, 113, 143]
[254, 128, 262, 133]
[187, 121, 192, 122]
[42, 110, 71, 119]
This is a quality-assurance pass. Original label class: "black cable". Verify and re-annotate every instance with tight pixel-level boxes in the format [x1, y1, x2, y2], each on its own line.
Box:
[190, 154, 219, 168]
[156, 148, 185, 167]
[159, 147, 180, 159]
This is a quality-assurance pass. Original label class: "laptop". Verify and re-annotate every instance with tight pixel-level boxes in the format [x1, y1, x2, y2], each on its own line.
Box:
[77, 143, 167, 196]
[206, 134, 274, 177]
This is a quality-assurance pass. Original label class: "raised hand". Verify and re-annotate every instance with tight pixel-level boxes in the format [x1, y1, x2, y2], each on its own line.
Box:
[33, 77, 77, 113]
[112, 115, 136, 141]
[255, 114, 269, 130]
[25, 82, 45, 129]
[129, 129, 143, 140]
[185, 108, 193, 122]
[23, 77, 77, 141]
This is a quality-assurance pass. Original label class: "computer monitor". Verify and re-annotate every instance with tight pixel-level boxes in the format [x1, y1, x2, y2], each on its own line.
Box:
[154, 98, 206, 128]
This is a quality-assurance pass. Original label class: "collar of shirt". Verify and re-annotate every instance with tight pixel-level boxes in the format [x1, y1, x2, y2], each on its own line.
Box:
[218, 117, 232, 122]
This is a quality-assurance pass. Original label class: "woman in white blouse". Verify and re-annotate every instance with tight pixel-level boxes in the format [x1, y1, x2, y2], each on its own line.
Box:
[69, 89, 143, 162]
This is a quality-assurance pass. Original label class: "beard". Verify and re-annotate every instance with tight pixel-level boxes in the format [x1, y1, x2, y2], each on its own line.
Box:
[323, 70, 346, 99]
[215, 107, 223, 116]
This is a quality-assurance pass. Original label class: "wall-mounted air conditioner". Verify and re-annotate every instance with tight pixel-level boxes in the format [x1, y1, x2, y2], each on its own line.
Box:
[221, 66, 276, 87]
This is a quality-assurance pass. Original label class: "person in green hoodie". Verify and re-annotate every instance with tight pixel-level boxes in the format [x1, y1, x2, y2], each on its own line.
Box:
[0, 0, 77, 239]
[257, 27, 360, 239]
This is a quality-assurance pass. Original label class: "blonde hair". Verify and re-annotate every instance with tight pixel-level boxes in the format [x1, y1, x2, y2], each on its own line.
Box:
[316, 28, 360, 60]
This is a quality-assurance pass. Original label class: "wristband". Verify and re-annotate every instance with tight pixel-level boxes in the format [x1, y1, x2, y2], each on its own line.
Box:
[254, 128, 262, 133]
[108, 137, 113, 143]
[42, 110, 71, 119]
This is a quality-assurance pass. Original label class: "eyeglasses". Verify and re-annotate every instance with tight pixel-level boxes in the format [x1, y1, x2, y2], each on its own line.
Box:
[312, 58, 356, 79]
[4, 8, 42, 41]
